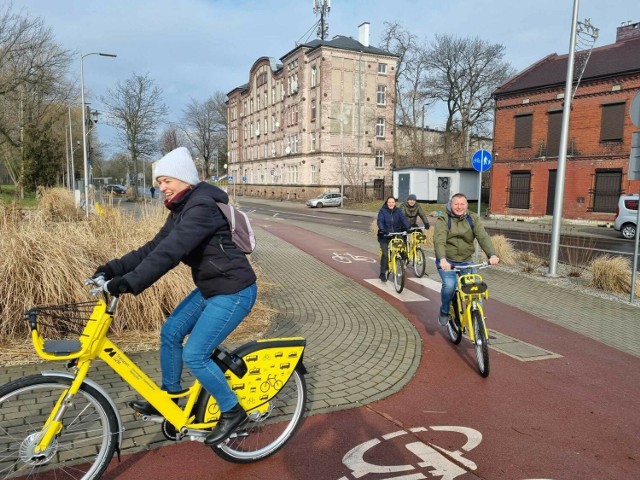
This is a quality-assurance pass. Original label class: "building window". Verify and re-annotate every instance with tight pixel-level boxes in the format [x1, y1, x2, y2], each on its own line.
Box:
[600, 102, 625, 142]
[546, 110, 563, 156]
[311, 132, 316, 151]
[378, 63, 387, 74]
[311, 164, 317, 183]
[310, 99, 316, 122]
[272, 86, 276, 105]
[376, 118, 385, 138]
[376, 85, 386, 105]
[592, 169, 622, 213]
[311, 65, 317, 87]
[508, 171, 531, 209]
[514, 114, 532, 148]
[293, 103, 299, 124]
[375, 149, 384, 168]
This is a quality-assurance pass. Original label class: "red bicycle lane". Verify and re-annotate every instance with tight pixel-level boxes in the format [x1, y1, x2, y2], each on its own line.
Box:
[105, 221, 640, 479]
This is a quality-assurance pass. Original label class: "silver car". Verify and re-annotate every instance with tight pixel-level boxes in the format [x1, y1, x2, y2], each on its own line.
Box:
[306, 193, 344, 208]
[613, 194, 638, 239]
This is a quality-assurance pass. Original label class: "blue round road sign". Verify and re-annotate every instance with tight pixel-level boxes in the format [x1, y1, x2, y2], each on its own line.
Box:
[471, 149, 493, 172]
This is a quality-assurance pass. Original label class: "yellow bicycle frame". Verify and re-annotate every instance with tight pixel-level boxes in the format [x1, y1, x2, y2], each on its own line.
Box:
[406, 230, 426, 263]
[387, 236, 406, 275]
[29, 300, 305, 452]
[454, 272, 489, 343]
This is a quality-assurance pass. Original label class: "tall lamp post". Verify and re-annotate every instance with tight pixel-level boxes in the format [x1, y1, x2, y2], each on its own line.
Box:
[80, 52, 116, 216]
[328, 116, 345, 207]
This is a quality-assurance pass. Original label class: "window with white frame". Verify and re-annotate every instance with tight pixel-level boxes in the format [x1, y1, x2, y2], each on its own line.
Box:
[272, 86, 276, 105]
[311, 99, 316, 122]
[376, 85, 386, 105]
[264, 117, 268, 135]
[293, 134, 299, 153]
[378, 63, 387, 74]
[311, 132, 316, 151]
[311, 164, 317, 183]
[375, 149, 384, 168]
[311, 65, 317, 87]
[376, 118, 385, 138]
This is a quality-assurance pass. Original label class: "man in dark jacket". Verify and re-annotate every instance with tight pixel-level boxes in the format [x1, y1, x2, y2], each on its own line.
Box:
[94, 147, 256, 445]
[377, 196, 410, 282]
[400, 194, 430, 229]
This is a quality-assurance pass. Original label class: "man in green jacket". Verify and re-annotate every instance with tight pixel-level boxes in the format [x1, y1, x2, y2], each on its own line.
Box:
[400, 194, 430, 229]
[433, 193, 499, 326]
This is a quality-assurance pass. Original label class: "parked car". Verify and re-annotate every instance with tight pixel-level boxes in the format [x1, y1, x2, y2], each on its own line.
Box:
[103, 184, 127, 195]
[613, 194, 638, 239]
[306, 192, 344, 208]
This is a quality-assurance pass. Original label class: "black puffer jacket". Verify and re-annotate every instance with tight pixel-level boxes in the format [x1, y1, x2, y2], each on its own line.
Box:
[104, 182, 256, 297]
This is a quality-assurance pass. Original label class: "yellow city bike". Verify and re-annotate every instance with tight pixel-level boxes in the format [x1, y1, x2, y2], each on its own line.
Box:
[445, 263, 491, 377]
[406, 226, 427, 278]
[381, 231, 408, 293]
[0, 281, 307, 480]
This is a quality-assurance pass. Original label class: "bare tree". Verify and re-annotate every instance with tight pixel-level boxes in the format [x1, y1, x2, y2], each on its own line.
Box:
[424, 34, 515, 165]
[379, 22, 432, 166]
[180, 91, 227, 178]
[102, 73, 167, 197]
[0, 2, 74, 196]
[159, 126, 182, 155]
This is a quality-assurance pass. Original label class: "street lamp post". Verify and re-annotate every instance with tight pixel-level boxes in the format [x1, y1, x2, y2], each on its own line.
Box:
[328, 116, 345, 207]
[80, 52, 116, 216]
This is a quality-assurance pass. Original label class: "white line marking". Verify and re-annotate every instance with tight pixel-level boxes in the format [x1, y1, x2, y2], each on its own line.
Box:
[408, 277, 442, 292]
[364, 279, 430, 302]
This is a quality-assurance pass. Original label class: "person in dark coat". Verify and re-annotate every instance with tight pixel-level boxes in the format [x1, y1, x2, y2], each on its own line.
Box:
[93, 147, 256, 445]
[376, 196, 410, 282]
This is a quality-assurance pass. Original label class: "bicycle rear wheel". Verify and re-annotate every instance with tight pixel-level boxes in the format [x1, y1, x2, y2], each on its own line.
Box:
[447, 296, 463, 344]
[412, 248, 426, 277]
[472, 311, 490, 377]
[204, 366, 307, 463]
[0, 374, 118, 480]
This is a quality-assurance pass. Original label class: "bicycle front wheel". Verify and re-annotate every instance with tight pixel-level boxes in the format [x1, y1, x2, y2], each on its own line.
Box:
[412, 248, 426, 277]
[393, 254, 405, 293]
[210, 366, 307, 463]
[447, 296, 463, 344]
[472, 311, 490, 377]
[0, 374, 119, 480]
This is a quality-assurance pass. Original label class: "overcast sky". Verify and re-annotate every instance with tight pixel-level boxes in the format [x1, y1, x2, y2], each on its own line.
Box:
[10, 0, 638, 157]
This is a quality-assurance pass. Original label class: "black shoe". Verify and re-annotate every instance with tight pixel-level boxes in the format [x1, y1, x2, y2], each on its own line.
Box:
[379, 273, 387, 282]
[204, 403, 248, 445]
[130, 396, 181, 416]
[129, 400, 160, 416]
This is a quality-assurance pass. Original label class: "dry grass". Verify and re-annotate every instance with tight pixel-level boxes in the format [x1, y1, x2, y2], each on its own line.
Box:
[518, 251, 544, 273]
[0, 188, 275, 365]
[588, 255, 640, 297]
[487, 235, 517, 266]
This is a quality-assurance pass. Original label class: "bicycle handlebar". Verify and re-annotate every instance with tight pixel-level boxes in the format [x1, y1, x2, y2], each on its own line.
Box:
[84, 276, 119, 312]
[384, 231, 408, 237]
[451, 262, 489, 272]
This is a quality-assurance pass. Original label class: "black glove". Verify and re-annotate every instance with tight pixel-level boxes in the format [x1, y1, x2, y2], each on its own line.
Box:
[93, 264, 115, 281]
[105, 276, 132, 296]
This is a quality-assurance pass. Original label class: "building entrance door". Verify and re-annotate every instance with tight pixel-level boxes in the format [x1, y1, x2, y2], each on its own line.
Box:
[437, 177, 450, 203]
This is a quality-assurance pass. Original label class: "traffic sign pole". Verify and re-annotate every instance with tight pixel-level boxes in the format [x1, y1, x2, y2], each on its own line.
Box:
[471, 150, 493, 217]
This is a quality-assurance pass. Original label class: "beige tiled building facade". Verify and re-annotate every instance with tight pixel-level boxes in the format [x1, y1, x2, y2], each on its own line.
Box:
[227, 24, 398, 201]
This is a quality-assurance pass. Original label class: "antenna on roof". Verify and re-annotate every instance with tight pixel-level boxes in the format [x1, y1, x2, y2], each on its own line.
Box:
[313, 0, 331, 40]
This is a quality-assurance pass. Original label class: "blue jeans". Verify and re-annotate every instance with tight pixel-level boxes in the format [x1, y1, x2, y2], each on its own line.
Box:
[159, 283, 257, 412]
[436, 261, 476, 315]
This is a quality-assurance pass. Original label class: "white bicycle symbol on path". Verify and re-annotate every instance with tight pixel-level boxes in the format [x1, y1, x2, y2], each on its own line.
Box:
[332, 252, 376, 264]
[336, 426, 555, 480]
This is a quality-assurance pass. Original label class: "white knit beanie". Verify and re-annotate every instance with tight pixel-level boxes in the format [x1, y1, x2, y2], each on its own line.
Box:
[153, 147, 200, 185]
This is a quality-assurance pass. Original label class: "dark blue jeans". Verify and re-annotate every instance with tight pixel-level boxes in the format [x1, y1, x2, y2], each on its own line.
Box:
[159, 283, 257, 412]
[436, 261, 476, 315]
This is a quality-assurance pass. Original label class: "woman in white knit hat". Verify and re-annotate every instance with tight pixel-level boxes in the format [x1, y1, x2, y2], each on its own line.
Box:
[93, 147, 256, 445]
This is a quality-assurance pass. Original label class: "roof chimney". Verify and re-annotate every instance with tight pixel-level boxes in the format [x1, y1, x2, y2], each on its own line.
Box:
[358, 22, 370, 47]
[616, 21, 640, 42]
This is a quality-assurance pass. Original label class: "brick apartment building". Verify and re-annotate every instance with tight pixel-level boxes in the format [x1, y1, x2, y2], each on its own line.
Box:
[489, 21, 640, 223]
[226, 23, 398, 201]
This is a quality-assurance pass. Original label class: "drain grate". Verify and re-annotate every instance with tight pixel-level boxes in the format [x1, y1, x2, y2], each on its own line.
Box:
[487, 330, 562, 361]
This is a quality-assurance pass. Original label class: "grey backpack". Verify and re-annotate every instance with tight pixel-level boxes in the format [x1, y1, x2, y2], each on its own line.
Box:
[216, 202, 256, 254]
